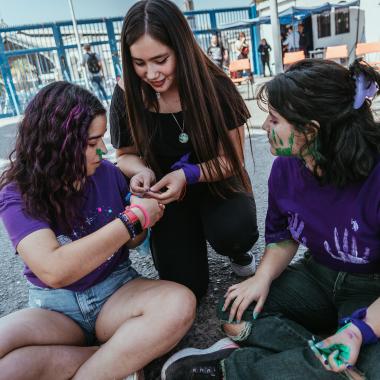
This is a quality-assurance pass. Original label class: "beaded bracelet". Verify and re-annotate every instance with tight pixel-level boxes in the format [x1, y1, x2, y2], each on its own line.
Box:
[339, 308, 378, 345]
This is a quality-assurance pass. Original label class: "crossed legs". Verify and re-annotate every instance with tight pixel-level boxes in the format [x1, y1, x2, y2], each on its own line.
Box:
[0, 279, 195, 380]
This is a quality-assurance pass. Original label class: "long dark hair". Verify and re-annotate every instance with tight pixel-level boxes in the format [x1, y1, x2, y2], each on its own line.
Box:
[0, 82, 106, 231]
[258, 58, 380, 187]
[121, 0, 250, 195]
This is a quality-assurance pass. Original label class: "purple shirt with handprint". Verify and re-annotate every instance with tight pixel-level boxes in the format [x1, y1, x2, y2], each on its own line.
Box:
[265, 157, 380, 273]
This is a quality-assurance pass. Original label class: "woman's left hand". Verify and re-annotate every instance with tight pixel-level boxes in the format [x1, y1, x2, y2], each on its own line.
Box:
[147, 170, 187, 204]
[311, 323, 362, 373]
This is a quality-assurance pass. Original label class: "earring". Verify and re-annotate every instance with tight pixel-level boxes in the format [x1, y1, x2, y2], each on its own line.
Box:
[156, 92, 160, 99]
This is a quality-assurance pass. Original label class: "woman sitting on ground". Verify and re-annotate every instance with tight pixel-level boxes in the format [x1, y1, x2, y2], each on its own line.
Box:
[162, 59, 380, 380]
[0, 81, 195, 380]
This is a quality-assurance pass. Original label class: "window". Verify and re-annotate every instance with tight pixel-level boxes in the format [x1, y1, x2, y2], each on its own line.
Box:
[335, 8, 350, 34]
[317, 11, 331, 38]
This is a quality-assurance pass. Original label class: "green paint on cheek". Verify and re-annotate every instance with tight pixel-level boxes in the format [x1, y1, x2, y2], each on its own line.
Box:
[271, 129, 277, 144]
[96, 148, 104, 160]
[275, 131, 294, 157]
[275, 147, 292, 156]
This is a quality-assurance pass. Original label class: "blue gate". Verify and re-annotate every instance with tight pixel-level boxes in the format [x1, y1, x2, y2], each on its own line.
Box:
[0, 5, 260, 118]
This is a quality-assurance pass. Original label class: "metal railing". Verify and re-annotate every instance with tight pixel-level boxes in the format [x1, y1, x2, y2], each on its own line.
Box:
[0, 5, 260, 118]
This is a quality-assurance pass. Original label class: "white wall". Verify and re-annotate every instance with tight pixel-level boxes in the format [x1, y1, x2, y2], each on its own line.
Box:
[312, 8, 365, 62]
[256, 0, 374, 69]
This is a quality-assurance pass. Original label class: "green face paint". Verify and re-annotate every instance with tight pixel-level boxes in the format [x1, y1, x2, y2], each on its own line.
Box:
[96, 148, 104, 160]
[275, 132, 294, 156]
[271, 129, 277, 144]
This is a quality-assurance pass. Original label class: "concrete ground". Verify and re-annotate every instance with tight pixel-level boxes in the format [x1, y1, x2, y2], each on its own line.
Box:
[0, 79, 379, 379]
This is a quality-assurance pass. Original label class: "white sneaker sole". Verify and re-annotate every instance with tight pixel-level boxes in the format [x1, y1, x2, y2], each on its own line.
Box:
[230, 255, 256, 277]
[161, 338, 238, 380]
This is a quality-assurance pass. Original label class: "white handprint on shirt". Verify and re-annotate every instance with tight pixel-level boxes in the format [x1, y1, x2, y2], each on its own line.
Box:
[323, 227, 370, 264]
[288, 212, 307, 246]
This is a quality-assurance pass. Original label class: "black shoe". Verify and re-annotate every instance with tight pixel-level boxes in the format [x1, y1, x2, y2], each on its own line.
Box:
[161, 338, 238, 380]
[230, 251, 256, 277]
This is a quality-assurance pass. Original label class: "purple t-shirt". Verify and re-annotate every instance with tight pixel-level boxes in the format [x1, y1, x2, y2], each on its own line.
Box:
[266, 157, 380, 273]
[0, 160, 130, 291]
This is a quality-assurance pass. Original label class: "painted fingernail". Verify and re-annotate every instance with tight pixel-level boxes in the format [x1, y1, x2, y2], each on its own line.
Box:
[253, 312, 259, 320]
[315, 342, 324, 348]
[228, 316, 234, 323]
[222, 306, 226, 311]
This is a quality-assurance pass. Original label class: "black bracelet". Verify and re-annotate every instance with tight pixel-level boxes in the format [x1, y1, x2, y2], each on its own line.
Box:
[117, 213, 136, 239]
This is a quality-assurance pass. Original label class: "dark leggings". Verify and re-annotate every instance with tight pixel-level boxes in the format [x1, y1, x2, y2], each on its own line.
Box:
[261, 58, 271, 76]
[150, 183, 259, 299]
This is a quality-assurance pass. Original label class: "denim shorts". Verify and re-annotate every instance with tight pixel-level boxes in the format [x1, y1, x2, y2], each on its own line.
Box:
[28, 259, 140, 345]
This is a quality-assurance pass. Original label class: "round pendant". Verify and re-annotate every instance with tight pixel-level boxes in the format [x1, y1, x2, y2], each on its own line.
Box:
[179, 132, 189, 144]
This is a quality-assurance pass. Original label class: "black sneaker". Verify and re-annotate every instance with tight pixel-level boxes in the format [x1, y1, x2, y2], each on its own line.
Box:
[161, 338, 238, 380]
[230, 251, 256, 277]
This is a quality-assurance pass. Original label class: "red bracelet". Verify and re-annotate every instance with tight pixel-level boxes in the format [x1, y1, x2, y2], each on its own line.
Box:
[128, 204, 150, 229]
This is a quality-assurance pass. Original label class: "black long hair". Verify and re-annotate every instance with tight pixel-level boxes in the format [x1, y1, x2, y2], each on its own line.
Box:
[258, 58, 380, 187]
[121, 0, 251, 195]
[0, 82, 106, 231]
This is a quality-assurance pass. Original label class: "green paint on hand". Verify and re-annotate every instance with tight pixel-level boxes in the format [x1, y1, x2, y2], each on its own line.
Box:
[315, 343, 351, 367]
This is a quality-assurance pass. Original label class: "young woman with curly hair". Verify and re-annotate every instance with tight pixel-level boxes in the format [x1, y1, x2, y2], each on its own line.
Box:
[0, 81, 195, 380]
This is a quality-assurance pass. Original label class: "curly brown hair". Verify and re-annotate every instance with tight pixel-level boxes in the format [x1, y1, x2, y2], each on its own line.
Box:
[0, 82, 106, 231]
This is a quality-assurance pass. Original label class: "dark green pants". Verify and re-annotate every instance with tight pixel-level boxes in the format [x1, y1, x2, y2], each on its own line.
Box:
[218, 253, 380, 379]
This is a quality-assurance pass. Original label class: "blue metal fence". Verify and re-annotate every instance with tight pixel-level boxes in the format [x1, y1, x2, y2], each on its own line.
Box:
[0, 5, 260, 118]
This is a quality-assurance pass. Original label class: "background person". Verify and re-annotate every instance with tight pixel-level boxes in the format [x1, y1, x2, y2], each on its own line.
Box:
[82, 43, 109, 103]
[298, 23, 310, 57]
[0, 81, 195, 380]
[282, 25, 300, 52]
[110, 0, 259, 300]
[235, 31, 249, 60]
[207, 33, 228, 70]
[258, 38, 272, 77]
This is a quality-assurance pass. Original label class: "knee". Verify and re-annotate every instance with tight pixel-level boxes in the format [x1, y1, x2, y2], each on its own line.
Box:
[0, 329, 21, 359]
[161, 284, 196, 332]
[208, 226, 259, 256]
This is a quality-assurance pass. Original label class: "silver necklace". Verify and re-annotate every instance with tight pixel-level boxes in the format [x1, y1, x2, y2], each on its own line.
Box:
[171, 113, 189, 144]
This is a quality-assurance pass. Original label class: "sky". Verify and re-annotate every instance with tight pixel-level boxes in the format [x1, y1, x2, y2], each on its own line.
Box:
[0, 0, 250, 26]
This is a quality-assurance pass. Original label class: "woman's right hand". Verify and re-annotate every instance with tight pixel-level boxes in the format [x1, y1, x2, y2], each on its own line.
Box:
[130, 196, 164, 228]
[223, 274, 272, 323]
[130, 168, 156, 195]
